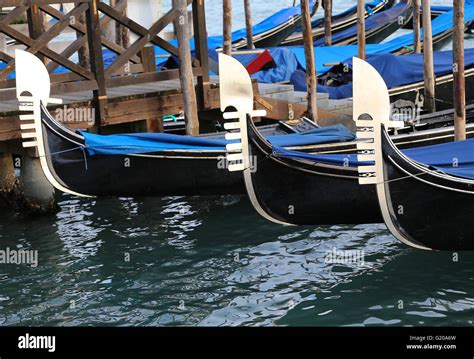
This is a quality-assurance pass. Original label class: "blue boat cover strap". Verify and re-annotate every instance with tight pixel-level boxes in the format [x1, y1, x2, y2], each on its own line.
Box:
[80, 124, 355, 156]
[272, 138, 474, 180]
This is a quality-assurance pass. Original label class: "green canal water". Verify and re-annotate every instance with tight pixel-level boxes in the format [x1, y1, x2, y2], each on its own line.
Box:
[1, 0, 474, 326]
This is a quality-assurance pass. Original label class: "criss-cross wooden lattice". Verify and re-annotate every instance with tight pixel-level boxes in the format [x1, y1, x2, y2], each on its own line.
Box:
[0, 0, 210, 126]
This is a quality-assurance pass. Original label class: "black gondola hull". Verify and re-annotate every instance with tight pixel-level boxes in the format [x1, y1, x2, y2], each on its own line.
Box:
[379, 128, 474, 250]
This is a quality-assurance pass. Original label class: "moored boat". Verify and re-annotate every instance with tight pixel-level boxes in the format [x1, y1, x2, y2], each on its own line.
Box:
[354, 57, 474, 251]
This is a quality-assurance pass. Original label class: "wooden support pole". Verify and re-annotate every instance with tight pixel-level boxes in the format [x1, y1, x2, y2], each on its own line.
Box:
[244, 0, 254, 49]
[413, 0, 421, 53]
[223, 0, 232, 55]
[357, 0, 366, 60]
[301, 0, 318, 122]
[453, 0, 466, 141]
[422, 0, 436, 112]
[174, 0, 199, 135]
[77, 12, 90, 69]
[118, 0, 130, 48]
[192, 0, 211, 109]
[86, 0, 108, 129]
[324, 0, 332, 46]
[141, 45, 164, 132]
[27, 5, 45, 62]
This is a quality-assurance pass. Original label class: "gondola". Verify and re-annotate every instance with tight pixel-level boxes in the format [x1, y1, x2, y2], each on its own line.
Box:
[16, 50, 474, 200]
[221, 53, 474, 228]
[354, 57, 474, 251]
[281, 0, 395, 46]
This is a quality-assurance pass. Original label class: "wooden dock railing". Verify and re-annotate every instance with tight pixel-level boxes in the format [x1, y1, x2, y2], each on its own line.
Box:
[0, 0, 210, 128]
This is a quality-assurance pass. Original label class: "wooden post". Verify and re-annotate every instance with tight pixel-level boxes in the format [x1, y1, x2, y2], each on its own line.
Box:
[244, 0, 254, 49]
[118, 0, 130, 48]
[77, 12, 90, 69]
[142, 45, 164, 132]
[174, 0, 199, 135]
[324, 0, 332, 46]
[301, 0, 317, 122]
[453, 0, 466, 141]
[192, 0, 211, 109]
[422, 0, 436, 112]
[413, 0, 421, 53]
[86, 0, 108, 129]
[27, 5, 45, 62]
[357, 0, 366, 60]
[223, 0, 232, 55]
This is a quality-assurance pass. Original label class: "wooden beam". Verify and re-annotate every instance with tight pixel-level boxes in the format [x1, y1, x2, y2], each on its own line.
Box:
[244, 0, 254, 49]
[413, 0, 421, 53]
[324, 0, 332, 46]
[0, 4, 95, 80]
[99, 1, 186, 75]
[357, 0, 366, 60]
[27, 5, 45, 62]
[300, 0, 317, 122]
[86, 0, 107, 128]
[422, 0, 435, 112]
[453, 0, 466, 141]
[174, 0, 199, 135]
[192, 0, 211, 109]
[223, 0, 232, 55]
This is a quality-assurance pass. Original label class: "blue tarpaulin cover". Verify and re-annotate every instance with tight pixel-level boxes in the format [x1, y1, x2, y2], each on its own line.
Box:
[291, 48, 474, 98]
[80, 124, 355, 156]
[272, 138, 474, 180]
[313, 1, 411, 47]
[288, 3, 474, 75]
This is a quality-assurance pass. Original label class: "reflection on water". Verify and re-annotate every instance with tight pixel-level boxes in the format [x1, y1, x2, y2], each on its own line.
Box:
[1, 193, 474, 326]
[1, 0, 474, 327]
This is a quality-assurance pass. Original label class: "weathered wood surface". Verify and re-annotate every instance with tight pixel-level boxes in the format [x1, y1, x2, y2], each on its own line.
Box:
[453, 0, 466, 140]
[300, 0, 318, 122]
[422, 0, 436, 112]
[357, 0, 366, 60]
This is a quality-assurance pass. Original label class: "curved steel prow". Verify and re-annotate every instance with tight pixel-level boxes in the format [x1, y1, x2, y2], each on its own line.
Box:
[15, 50, 91, 198]
[219, 54, 290, 225]
[353, 57, 428, 250]
[218, 53, 266, 171]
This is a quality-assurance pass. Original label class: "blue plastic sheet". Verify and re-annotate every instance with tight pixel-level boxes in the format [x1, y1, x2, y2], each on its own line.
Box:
[80, 124, 355, 156]
[313, 1, 411, 47]
[288, 4, 474, 75]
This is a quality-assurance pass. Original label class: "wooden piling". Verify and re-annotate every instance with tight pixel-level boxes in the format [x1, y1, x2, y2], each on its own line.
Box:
[223, 0, 232, 55]
[77, 12, 90, 69]
[357, 0, 366, 60]
[324, 0, 332, 46]
[174, 0, 199, 135]
[301, 0, 318, 122]
[86, 0, 108, 129]
[0, 152, 17, 209]
[244, 0, 254, 49]
[413, 0, 421, 53]
[453, 0, 466, 141]
[27, 5, 45, 62]
[422, 0, 436, 112]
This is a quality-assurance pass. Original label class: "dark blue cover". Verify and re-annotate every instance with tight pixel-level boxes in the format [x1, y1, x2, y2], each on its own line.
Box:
[313, 1, 410, 47]
[273, 138, 474, 180]
[80, 124, 355, 156]
[291, 48, 474, 99]
[287, 3, 474, 75]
